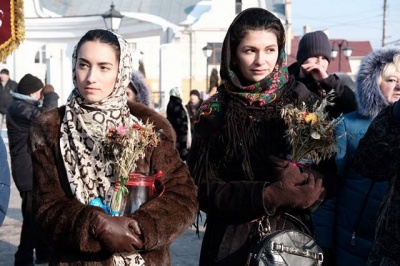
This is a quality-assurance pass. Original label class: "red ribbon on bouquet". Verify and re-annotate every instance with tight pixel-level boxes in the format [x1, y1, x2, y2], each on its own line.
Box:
[289, 160, 311, 168]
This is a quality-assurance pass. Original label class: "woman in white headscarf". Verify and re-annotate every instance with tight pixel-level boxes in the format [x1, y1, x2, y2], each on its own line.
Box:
[29, 29, 197, 265]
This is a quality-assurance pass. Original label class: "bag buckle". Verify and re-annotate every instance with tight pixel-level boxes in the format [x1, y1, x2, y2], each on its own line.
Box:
[258, 216, 271, 236]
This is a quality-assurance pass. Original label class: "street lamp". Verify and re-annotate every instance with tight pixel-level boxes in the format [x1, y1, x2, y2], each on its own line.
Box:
[101, 2, 124, 32]
[202, 45, 213, 92]
[330, 40, 352, 72]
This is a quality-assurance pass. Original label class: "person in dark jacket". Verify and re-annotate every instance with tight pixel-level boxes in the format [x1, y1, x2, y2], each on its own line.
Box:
[333, 48, 400, 265]
[0, 68, 18, 129]
[288, 31, 357, 119]
[185, 89, 203, 134]
[188, 8, 324, 266]
[166, 87, 191, 162]
[7, 74, 59, 265]
[352, 51, 400, 266]
[288, 31, 358, 264]
[0, 135, 10, 227]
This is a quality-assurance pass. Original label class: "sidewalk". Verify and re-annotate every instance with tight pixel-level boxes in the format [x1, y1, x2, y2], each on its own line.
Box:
[0, 131, 203, 265]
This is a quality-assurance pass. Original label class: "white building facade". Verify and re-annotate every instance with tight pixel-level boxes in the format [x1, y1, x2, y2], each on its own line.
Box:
[0, 0, 289, 109]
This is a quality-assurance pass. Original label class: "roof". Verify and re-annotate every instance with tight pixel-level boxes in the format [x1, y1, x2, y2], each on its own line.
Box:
[288, 36, 373, 73]
[38, 0, 203, 25]
[38, 0, 286, 26]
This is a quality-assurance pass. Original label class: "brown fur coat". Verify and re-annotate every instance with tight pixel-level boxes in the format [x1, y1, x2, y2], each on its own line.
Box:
[29, 102, 198, 265]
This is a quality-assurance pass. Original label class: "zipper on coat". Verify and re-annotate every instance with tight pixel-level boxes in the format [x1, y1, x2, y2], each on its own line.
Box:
[351, 180, 375, 246]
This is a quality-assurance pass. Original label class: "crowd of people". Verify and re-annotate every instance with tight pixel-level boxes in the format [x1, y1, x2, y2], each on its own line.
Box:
[0, 6, 399, 266]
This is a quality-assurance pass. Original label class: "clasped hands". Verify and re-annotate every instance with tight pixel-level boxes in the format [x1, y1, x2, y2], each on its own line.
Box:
[263, 156, 324, 211]
[90, 211, 143, 254]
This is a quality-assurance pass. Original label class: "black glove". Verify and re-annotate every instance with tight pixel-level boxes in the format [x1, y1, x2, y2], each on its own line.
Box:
[90, 211, 143, 253]
[263, 156, 324, 210]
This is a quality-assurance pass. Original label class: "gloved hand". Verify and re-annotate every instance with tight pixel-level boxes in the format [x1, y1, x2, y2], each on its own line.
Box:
[263, 156, 324, 209]
[90, 211, 143, 253]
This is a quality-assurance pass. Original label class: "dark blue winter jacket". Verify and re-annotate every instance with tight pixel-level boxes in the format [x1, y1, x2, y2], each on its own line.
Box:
[0, 136, 10, 226]
[334, 112, 388, 265]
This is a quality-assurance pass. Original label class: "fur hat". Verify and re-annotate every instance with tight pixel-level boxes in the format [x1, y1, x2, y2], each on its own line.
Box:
[296, 31, 331, 65]
[130, 70, 151, 106]
[18, 74, 44, 95]
[356, 47, 400, 118]
[189, 89, 201, 99]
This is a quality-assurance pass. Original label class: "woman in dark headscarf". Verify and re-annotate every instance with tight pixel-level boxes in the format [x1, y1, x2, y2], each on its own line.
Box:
[188, 7, 325, 266]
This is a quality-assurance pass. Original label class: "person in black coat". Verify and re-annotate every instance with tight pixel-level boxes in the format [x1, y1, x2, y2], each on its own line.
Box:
[188, 8, 324, 265]
[166, 87, 191, 162]
[288, 31, 357, 119]
[185, 89, 203, 135]
[7, 74, 59, 265]
[0, 68, 18, 129]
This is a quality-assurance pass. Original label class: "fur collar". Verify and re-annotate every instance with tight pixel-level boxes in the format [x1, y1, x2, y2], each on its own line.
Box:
[356, 47, 400, 118]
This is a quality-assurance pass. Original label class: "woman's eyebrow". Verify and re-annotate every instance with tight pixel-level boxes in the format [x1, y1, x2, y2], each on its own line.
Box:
[77, 57, 114, 66]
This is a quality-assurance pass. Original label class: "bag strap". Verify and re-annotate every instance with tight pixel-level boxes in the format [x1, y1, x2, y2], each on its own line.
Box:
[284, 212, 312, 236]
[257, 212, 312, 236]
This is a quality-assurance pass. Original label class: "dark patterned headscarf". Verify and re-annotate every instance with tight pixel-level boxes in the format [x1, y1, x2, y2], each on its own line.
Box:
[60, 30, 133, 204]
[198, 8, 288, 118]
[192, 8, 290, 180]
[219, 7, 288, 107]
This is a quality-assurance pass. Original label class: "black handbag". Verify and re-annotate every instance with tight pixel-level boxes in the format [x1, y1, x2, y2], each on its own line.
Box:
[247, 213, 324, 266]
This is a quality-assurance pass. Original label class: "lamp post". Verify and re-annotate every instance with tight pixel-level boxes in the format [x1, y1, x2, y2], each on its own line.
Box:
[202, 45, 213, 92]
[101, 2, 124, 32]
[330, 40, 352, 72]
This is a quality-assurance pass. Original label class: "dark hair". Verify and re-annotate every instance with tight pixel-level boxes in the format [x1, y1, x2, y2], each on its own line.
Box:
[229, 8, 285, 56]
[75, 29, 120, 60]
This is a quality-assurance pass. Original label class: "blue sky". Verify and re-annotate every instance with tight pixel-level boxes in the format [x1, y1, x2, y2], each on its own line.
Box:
[291, 0, 400, 49]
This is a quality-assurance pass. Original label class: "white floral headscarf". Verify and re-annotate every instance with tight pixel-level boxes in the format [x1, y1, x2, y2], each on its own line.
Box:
[60, 29, 145, 265]
[60, 30, 132, 204]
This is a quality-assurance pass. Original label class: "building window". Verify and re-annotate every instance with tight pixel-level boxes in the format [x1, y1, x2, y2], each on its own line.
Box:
[235, 0, 242, 14]
[206, 43, 222, 66]
[34, 45, 46, 63]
